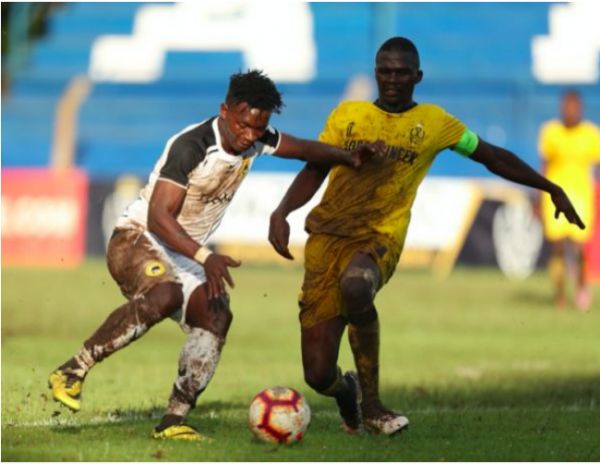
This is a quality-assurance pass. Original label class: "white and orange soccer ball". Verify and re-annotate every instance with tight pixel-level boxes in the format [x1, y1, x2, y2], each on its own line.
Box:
[248, 387, 311, 444]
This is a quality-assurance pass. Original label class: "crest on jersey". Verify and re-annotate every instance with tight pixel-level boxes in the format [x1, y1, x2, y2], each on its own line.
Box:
[409, 124, 425, 146]
[144, 261, 166, 277]
[239, 158, 251, 178]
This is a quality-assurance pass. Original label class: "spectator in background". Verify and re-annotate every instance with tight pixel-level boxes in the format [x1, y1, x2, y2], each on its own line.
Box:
[538, 90, 600, 311]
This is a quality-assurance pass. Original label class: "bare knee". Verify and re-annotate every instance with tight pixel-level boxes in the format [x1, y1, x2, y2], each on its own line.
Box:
[147, 282, 184, 318]
[186, 291, 233, 338]
[304, 364, 337, 393]
[340, 275, 373, 309]
[341, 273, 380, 326]
[301, 317, 346, 393]
[209, 295, 233, 337]
[341, 268, 378, 319]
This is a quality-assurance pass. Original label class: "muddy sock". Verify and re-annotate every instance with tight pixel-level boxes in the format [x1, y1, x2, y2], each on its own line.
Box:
[164, 327, 225, 419]
[348, 317, 380, 408]
[58, 294, 165, 379]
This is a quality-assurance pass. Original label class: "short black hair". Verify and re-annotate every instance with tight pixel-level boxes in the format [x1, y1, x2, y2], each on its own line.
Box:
[226, 69, 284, 114]
[377, 37, 420, 66]
[562, 89, 581, 101]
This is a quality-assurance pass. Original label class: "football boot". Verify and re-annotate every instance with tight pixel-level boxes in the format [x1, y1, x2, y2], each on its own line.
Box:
[48, 370, 82, 412]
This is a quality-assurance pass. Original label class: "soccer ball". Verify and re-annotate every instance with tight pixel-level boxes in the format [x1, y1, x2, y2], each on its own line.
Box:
[248, 386, 311, 444]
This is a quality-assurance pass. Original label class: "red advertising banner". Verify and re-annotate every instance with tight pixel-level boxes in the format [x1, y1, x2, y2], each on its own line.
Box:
[2, 168, 89, 267]
[586, 182, 600, 284]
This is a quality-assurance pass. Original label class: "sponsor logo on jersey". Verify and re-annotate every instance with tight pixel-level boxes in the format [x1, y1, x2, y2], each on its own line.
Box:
[200, 192, 235, 205]
[346, 122, 355, 137]
[343, 139, 418, 165]
[239, 158, 251, 178]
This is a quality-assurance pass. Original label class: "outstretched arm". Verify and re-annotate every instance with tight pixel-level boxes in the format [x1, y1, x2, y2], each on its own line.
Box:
[269, 164, 330, 260]
[274, 133, 382, 169]
[470, 139, 585, 229]
[531, 159, 548, 219]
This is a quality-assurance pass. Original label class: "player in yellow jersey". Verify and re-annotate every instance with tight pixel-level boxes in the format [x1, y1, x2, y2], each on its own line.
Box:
[268, 37, 585, 436]
[538, 90, 600, 311]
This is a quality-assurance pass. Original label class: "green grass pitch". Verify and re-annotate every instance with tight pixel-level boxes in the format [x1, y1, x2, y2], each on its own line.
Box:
[2, 260, 599, 461]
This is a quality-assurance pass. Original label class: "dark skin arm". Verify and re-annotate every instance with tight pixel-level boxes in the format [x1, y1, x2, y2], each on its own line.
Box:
[269, 164, 330, 260]
[269, 137, 587, 261]
[274, 133, 383, 168]
[148, 180, 241, 300]
[531, 159, 548, 219]
[470, 139, 585, 229]
[268, 136, 384, 259]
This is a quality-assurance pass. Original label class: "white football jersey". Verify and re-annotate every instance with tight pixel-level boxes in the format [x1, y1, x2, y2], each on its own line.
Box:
[116, 117, 281, 244]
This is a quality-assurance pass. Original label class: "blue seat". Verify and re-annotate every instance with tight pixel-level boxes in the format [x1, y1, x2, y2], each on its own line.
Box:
[4, 1, 600, 180]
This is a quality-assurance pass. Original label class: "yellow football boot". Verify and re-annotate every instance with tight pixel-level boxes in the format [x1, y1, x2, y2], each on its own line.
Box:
[48, 370, 82, 412]
[152, 424, 209, 442]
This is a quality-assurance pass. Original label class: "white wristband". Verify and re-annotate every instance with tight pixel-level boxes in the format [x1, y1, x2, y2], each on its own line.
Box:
[194, 246, 213, 264]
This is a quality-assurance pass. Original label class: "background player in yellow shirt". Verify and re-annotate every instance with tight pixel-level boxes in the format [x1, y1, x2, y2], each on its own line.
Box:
[538, 90, 600, 311]
[268, 37, 585, 436]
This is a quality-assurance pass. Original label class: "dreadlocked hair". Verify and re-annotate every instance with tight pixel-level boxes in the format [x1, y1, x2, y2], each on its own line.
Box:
[226, 69, 284, 114]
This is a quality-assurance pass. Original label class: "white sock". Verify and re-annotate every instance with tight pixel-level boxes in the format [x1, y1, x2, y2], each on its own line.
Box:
[166, 327, 224, 417]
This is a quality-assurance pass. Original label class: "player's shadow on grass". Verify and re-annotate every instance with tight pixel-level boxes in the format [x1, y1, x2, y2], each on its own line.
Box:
[508, 288, 556, 309]
[385, 373, 599, 411]
[50, 401, 249, 435]
[50, 405, 165, 434]
[49, 374, 598, 436]
[304, 372, 599, 413]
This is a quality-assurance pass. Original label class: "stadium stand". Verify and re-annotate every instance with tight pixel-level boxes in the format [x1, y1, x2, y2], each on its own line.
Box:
[3, 2, 600, 179]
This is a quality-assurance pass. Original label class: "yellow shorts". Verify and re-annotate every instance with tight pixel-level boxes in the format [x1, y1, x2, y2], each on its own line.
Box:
[541, 187, 595, 243]
[298, 232, 402, 328]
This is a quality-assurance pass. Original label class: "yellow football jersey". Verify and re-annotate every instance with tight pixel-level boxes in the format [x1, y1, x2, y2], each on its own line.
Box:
[306, 101, 467, 245]
[538, 119, 600, 241]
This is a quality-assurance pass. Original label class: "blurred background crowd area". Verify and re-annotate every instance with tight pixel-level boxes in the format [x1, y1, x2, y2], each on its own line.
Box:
[2, 2, 599, 279]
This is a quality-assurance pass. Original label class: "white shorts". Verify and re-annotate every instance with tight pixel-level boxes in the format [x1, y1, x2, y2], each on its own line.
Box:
[106, 224, 207, 327]
[145, 231, 207, 325]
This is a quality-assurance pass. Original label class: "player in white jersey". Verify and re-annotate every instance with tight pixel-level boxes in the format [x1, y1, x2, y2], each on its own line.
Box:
[48, 70, 380, 441]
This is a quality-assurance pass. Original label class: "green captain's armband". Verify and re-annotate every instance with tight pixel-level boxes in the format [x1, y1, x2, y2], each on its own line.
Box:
[452, 129, 479, 157]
